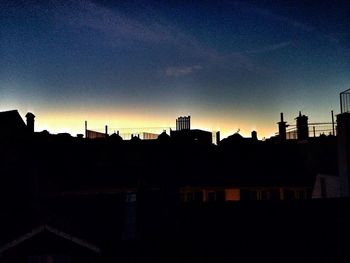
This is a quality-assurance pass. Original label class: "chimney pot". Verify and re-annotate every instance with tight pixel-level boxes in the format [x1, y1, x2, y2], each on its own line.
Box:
[25, 112, 35, 134]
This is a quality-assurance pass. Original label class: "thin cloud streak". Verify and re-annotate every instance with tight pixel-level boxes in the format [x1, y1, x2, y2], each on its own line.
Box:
[51, 0, 256, 72]
[165, 65, 202, 77]
[228, 0, 350, 49]
[246, 42, 291, 54]
[52, 0, 216, 56]
[229, 1, 314, 32]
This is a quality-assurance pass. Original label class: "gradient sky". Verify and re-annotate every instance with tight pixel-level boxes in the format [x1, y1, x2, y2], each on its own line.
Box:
[1, 0, 350, 139]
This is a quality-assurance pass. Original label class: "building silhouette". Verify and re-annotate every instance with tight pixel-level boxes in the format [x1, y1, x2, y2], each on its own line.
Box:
[278, 112, 288, 141]
[25, 112, 35, 134]
[296, 111, 309, 140]
[0, 110, 33, 138]
[176, 116, 191, 130]
[0, 103, 349, 261]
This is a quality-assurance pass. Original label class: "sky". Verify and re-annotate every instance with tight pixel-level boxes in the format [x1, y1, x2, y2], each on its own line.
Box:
[1, 0, 350, 139]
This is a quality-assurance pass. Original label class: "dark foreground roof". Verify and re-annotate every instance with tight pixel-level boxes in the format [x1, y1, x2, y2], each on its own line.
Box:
[0, 110, 27, 138]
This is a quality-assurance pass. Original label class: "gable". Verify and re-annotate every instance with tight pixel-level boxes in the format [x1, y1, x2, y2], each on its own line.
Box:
[0, 110, 27, 137]
[0, 225, 100, 257]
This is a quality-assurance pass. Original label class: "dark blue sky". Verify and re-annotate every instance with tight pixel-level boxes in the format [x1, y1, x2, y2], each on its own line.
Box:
[1, 0, 350, 137]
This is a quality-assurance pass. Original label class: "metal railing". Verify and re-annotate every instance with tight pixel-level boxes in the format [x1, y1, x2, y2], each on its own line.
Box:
[340, 88, 350, 113]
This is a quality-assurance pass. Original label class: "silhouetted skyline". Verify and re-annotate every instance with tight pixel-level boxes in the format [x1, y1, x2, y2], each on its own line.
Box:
[1, 96, 350, 260]
[1, 0, 349, 138]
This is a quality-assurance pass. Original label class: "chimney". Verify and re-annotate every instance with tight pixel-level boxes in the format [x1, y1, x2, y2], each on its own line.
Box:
[25, 112, 35, 134]
[296, 111, 309, 140]
[176, 116, 191, 131]
[251, 131, 257, 140]
[216, 131, 220, 145]
[278, 112, 287, 142]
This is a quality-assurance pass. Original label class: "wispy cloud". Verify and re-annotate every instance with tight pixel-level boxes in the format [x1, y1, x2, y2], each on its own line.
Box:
[228, 1, 314, 32]
[52, 0, 167, 44]
[165, 65, 202, 77]
[228, 0, 350, 49]
[250, 7, 314, 32]
[50, 0, 273, 73]
[246, 41, 291, 54]
[51, 0, 217, 57]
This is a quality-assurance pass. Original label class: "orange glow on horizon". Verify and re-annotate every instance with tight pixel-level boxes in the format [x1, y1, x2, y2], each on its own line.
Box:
[33, 110, 277, 140]
[0, 104, 278, 140]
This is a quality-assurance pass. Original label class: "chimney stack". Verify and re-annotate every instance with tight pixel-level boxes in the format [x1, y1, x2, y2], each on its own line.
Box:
[216, 131, 220, 145]
[251, 131, 257, 140]
[176, 116, 191, 131]
[25, 112, 35, 134]
[296, 111, 309, 140]
[278, 112, 287, 142]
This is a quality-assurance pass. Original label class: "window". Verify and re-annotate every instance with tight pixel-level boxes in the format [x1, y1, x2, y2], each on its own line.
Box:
[283, 189, 295, 200]
[180, 192, 185, 202]
[194, 191, 204, 202]
[240, 190, 257, 201]
[248, 191, 258, 200]
[216, 191, 225, 201]
[126, 192, 137, 203]
[269, 189, 280, 200]
[207, 191, 216, 202]
[258, 190, 269, 200]
[296, 190, 306, 200]
[240, 190, 282, 201]
[186, 192, 194, 202]
[240, 190, 250, 200]
[180, 191, 202, 202]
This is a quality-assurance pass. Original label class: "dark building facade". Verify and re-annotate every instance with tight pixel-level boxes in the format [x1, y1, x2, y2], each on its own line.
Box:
[278, 112, 288, 141]
[0, 110, 26, 138]
[0, 108, 349, 261]
[176, 116, 191, 130]
[296, 111, 309, 140]
[170, 129, 212, 144]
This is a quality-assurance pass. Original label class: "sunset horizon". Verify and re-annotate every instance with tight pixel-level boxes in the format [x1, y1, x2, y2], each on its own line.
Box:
[1, 0, 349, 139]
